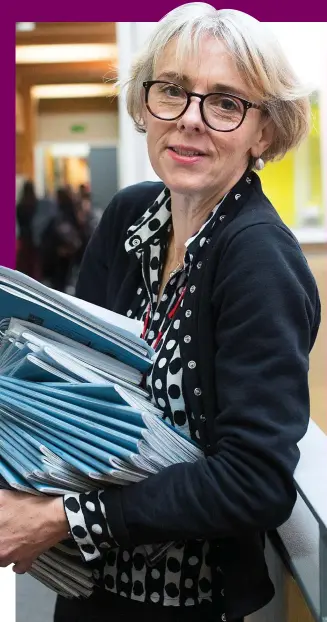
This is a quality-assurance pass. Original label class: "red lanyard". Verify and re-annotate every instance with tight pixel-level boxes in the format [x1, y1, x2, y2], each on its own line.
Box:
[141, 286, 186, 350]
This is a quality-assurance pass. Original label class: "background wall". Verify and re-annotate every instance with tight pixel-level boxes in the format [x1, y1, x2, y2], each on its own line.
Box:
[36, 111, 118, 143]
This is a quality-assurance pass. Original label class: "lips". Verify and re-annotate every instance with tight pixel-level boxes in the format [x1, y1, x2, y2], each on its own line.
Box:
[168, 145, 206, 157]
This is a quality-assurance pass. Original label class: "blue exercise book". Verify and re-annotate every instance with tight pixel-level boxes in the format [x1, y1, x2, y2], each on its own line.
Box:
[4, 418, 144, 485]
[1, 377, 127, 403]
[0, 389, 139, 458]
[5, 353, 78, 383]
[0, 267, 153, 372]
[0, 376, 147, 430]
[0, 338, 28, 371]
[40, 382, 127, 403]
[0, 285, 150, 372]
[0, 456, 39, 494]
[0, 377, 146, 428]
[0, 406, 124, 474]
[0, 419, 44, 468]
[0, 438, 68, 495]
[0, 267, 148, 348]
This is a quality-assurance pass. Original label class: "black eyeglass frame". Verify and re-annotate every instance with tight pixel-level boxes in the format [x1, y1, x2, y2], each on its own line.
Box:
[143, 80, 262, 132]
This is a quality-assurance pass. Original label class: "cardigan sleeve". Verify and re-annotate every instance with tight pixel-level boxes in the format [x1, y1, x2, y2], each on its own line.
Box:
[64, 222, 320, 559]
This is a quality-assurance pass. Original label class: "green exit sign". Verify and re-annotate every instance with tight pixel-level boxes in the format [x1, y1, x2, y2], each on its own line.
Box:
[70, 124, 87, 133]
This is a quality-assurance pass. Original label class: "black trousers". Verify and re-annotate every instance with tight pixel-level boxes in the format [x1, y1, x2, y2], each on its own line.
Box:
[54, 590, 244, 622]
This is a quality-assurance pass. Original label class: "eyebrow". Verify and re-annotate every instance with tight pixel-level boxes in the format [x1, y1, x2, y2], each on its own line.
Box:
[155, 71, 249, 99]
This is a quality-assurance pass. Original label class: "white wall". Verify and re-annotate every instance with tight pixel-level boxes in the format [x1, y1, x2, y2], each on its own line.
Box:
[36, 111, 118, 144]
[266, 23, 327, 91]
[117, 22, 158, 189]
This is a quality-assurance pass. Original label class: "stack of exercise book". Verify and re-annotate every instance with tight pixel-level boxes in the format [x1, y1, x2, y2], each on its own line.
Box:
[0, 267, 202, 598]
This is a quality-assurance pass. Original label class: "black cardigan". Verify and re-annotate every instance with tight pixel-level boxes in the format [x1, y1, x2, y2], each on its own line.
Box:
[75, 173, 321, 619]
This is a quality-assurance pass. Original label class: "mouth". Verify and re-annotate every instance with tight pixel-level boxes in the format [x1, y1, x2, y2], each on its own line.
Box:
[168, 145, 206, 157]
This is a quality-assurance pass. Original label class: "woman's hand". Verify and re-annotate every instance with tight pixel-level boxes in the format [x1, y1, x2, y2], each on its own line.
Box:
[0, 490, 69, 574]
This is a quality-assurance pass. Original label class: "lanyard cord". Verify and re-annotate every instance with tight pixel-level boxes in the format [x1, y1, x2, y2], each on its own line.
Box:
[141, 286, 187, 350]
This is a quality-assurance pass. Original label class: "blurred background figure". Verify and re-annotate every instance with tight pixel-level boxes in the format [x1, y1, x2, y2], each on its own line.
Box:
[74, 183, 97, 268]
[39, 186, 95, 292]
[40, 187, 81, 291]
[16, 180, 40, 279]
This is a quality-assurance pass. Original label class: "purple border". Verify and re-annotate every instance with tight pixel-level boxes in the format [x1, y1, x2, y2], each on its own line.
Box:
[5, 5, 327, 270]
[2, 18, 15, 268]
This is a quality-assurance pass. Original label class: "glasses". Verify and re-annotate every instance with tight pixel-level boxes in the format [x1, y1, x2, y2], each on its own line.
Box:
[143, 80, 261, 132]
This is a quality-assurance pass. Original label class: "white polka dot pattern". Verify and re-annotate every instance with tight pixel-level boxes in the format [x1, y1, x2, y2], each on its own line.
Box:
[121, 182, 231, 606]
[65, 180, 237, 610]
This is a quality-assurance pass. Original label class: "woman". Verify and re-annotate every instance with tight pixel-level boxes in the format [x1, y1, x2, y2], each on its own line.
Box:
[1, 5, 321, 622]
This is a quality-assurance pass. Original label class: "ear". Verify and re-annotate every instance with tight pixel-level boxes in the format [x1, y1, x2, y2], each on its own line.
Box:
[251, 116, 274, 159]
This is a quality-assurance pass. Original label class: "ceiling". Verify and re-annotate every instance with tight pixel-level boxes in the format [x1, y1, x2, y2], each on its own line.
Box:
[16, 22, 116, 46]
[16, 22, 117, 88]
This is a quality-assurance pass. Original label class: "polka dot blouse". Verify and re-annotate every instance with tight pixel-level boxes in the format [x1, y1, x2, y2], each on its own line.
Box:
[64, 187, 227, 609]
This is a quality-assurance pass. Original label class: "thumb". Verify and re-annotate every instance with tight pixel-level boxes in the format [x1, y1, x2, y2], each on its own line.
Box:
[12, 559, 34, 574]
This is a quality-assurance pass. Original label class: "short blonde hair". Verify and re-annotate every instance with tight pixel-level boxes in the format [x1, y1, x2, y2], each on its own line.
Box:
[125, 3, 312, 163]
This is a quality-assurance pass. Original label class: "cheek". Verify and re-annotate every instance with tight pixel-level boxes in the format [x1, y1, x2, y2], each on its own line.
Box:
[211, 129, 253, 159]
[146, 130, 164, 174]
[146, 122, 169, 158]
[211, 134, 236, 156]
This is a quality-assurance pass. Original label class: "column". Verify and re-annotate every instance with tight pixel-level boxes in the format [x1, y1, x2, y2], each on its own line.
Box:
[116, 22, 158, 189]
[15, 80, 38, 181]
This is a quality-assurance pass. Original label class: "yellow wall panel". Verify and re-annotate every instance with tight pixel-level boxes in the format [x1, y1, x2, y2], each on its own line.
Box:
[258, 151, 296, 227]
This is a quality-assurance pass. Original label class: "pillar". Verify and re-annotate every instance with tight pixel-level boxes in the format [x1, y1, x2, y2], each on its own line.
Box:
[116, 22, 158, 189]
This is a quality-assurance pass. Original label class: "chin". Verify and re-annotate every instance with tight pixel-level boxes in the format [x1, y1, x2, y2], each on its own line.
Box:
[158, 169, 208, 196]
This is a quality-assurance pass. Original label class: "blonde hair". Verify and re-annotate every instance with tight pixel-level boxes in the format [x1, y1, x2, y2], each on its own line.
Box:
[125, 3, 312, 163]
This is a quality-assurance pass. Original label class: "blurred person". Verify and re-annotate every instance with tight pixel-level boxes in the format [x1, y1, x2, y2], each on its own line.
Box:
[70, 184, 97, 278]
[16, 180, 40, 279]
[2, 5, 321, 622]
[76, 183, 93, 223]
[33, 193, 58, 250]
[39, 187, 83, 291]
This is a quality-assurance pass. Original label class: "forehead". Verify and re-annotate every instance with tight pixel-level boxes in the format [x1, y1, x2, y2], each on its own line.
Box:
[154, 35, 250, 97]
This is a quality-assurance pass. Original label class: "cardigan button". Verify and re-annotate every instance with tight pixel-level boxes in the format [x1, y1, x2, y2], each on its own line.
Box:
[185, 310, 192, 318]
[197, 261, 202, 269]
[219, 214, 226, 222]
[188, 360, 196, 369]
[200, 414, 206, 421]
[194, 387, 202, 396]
[184, 335, 191, 343]
[190, 285, 196, 293]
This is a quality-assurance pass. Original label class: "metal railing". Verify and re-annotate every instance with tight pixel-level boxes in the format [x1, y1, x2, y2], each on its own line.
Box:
[271, 420, 327, 622]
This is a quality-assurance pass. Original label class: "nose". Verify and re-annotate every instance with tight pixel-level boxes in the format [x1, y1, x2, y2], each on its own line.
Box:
[176, 97, 206, 133]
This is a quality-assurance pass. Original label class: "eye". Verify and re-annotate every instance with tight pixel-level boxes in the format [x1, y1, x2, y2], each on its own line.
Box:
[206, 93, 243, 117]
[220, 97, 239, 111]
[159, 84, 184, 98]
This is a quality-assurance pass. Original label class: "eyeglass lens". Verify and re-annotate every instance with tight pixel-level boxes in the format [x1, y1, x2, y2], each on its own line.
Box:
[147, 82, 245, 131]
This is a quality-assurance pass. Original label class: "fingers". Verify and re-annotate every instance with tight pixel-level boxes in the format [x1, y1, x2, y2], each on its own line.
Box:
[12, 559, 34, 574]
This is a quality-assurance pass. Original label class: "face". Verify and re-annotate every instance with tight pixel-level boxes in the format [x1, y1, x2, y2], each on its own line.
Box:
[144, 36, 273, 201]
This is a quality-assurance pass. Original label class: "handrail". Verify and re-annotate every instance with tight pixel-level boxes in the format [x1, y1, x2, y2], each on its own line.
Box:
[269, 420, 327, 622]
[295, 420, 327, 531]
